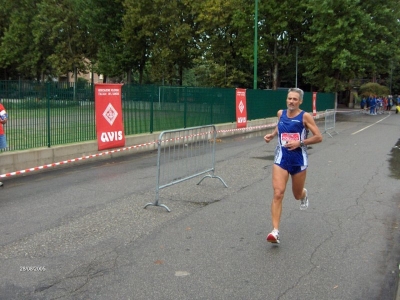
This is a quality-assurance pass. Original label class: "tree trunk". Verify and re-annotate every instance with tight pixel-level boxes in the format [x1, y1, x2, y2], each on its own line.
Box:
[73, 66, 77, 101]
[126, 69, 131, 83]
[179, 65, 183, 86]
[272, 39, 278, 90]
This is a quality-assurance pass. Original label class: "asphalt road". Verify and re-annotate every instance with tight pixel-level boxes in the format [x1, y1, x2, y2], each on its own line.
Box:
[0, 111, 400, 300]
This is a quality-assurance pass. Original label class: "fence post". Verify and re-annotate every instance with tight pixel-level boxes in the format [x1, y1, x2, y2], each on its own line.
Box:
[47, 82, 51, 147]
[183, 87, 188, 128]
[210, 95, 214, 124]
[150, 91, 154, 133]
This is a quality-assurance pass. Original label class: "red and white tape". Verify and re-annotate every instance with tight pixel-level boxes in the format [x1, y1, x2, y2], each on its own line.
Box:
[0, 141, 157, 178]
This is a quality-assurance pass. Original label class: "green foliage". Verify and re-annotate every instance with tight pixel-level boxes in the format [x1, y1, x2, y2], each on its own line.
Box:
[191, 0, 260, 88]
[358, 82, 390, 97]
[302, 0, 400, 93]
[80, 0, 126, 79]
[0, 0, 45, 79]
[0, 0, 400, 93]
[256, 1, 310, 89]
[34, 0, 89, 76]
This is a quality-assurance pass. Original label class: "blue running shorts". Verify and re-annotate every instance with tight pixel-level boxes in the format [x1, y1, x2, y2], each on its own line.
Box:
[0, 134, 7, 150]
[275, 163, 307, 175]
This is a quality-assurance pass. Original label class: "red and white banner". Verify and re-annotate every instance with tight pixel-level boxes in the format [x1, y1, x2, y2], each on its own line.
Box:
[236, 88, 247, 128]
[312, 92, 317, 116]
[95, 83, 125, 151]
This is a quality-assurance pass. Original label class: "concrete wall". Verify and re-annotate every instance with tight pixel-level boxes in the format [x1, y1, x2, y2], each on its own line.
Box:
[0, 117, 279, 177]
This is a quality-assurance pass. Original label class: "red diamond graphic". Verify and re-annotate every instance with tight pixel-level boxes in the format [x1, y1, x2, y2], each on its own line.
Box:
[103, 103, 118, 126]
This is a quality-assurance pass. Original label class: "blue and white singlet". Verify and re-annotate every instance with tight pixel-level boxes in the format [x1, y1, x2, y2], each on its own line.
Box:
[274, 110, 308, 167]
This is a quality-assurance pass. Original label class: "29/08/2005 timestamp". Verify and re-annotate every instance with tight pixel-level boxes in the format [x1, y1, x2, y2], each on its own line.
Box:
[20, 266, 46, 272]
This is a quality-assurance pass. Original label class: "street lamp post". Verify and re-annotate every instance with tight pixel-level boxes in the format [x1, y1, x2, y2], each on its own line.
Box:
[253, 0, 258, 89]
[295, 45, 298, 88]
[390, 60, 393, 95]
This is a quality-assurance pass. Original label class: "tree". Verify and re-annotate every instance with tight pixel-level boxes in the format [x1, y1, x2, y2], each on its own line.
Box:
[122, 0, 159, 84]
[302, 0, 400, 93]
[359, 82, 389, 97]
[79, 0, 126, 82]
[0, 0, 16, 79]
[0, 0, 50, 80]
[257, 1, 310, 89]
[34, 0, 91, 81]
[0, 0, 400, 97]
[151, 0, 199, 86]
[193, 0, 254, 88]
[361, 0, 400, 89]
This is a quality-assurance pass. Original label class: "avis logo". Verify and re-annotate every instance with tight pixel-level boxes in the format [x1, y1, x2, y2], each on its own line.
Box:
[103, 103, 118, 126]
[101, 131, 123, 142]
[238, 101, 245, 113]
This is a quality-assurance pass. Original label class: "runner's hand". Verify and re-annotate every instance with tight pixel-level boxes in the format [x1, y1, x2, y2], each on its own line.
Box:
[264, 134, 274, 143]
[284, 140, 300, 150]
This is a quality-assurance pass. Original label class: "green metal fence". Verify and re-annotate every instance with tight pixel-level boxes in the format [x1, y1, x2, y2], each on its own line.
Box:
[0, 81, 335, 152]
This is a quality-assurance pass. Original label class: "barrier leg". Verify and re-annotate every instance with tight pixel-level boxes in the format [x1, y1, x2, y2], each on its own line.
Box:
[144, 201, 171, 212]
[197, 174, 228, 187]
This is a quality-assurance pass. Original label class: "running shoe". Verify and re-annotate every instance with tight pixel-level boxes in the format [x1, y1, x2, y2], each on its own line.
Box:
[266, 229, 280, 244]
[300, 188, 308, 210]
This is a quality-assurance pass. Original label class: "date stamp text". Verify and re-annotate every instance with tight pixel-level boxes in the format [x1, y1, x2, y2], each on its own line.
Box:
[20, 266, 46, 272]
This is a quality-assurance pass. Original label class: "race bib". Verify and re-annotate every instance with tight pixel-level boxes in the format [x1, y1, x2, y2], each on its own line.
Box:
[280, 133, 300, 145]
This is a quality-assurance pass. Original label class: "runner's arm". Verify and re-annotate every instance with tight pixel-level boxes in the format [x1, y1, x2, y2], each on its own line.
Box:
[302, 112, 322, 146]
[264, 110, 282, 143]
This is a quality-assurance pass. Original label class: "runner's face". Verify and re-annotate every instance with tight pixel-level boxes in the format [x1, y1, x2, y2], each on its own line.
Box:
[286, 92, 302, 111]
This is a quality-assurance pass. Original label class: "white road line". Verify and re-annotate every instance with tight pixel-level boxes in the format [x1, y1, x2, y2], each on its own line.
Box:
[351, 115, 391, 135]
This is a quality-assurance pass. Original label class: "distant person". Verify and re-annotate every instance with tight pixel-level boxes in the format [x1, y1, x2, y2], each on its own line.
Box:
[376, 97, 383, 114]
[360, 97, 366, 110]
[263, 88, 323, 244]
[387, 95, 393, 111]
[382, 97, 388, 111]
[0, 101, 8, 187]
[369, 96, 377, 115]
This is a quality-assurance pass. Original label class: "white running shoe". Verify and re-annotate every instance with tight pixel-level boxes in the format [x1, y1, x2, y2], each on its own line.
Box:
[300, 188, 308, 210]
[266, 229, 280, 244]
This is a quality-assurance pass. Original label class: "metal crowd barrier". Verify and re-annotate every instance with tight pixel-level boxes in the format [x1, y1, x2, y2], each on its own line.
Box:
[144, 125, 228, 212]
[323, 109, 338, 137]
